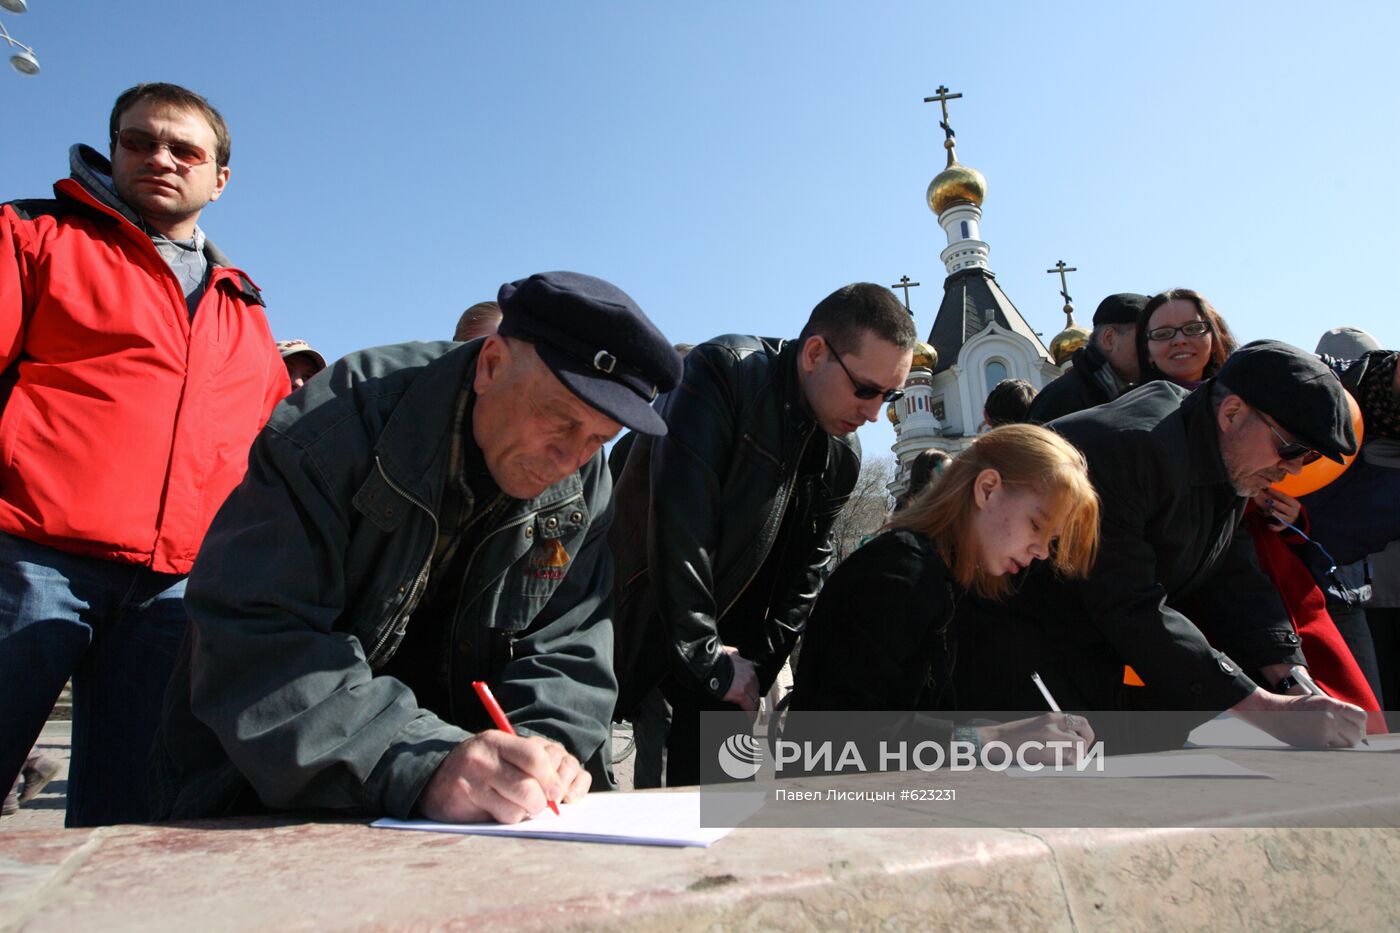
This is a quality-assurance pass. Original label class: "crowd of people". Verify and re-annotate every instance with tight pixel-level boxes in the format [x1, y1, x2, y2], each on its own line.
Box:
[2, 83, 1397, 827]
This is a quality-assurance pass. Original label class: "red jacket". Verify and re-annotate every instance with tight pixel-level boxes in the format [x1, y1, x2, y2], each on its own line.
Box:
[0, 169, 289, 575]
[1244, 505, 1387, 734]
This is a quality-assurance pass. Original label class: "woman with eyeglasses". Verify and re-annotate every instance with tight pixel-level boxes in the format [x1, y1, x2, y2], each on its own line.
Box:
[788, 425, 1102, 765]
[1136, 288, 1237, 389]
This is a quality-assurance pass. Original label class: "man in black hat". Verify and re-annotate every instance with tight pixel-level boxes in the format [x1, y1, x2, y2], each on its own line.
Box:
[151, 271, 683, 824]
[1028, 293, 1147, 423]
[955, 340, 1368, 749]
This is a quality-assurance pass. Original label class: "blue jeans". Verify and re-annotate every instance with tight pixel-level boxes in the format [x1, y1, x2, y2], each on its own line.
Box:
[0, 532, 187, 826]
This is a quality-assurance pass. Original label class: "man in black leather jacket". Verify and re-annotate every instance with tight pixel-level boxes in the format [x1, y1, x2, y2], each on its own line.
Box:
[610, 283, 917, 786]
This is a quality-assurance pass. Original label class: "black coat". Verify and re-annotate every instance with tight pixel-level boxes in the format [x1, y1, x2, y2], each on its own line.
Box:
[609, 336, 860, 717]
[1027, 343, 1124, 424]
[955, 382, 1303, 716]
[791, 528, 958, 712]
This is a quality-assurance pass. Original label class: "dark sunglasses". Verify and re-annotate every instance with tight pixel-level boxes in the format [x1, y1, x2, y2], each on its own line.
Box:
[1146, 320, 1211, 342]
[824, 337, 905, 403]
[1260, 414, 1322, 465]
[116, 129, 214, 168]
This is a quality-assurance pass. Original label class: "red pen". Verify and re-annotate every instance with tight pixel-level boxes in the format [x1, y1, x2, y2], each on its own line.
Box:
[471, 680, 561, 815]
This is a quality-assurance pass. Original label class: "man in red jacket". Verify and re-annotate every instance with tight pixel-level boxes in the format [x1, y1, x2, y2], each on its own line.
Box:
[0, 83, 287, 826]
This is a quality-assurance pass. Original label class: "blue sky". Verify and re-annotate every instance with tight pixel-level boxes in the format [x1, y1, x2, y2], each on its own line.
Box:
[3, 2, 1397, 458]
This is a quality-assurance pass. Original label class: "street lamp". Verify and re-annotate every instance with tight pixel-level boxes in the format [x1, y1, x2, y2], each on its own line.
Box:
[0, 1, 28, 13]
[0, 19, 38, 74]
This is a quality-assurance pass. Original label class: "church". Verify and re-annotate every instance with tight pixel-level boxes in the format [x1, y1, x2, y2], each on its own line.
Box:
[888, 88, 1090, 496]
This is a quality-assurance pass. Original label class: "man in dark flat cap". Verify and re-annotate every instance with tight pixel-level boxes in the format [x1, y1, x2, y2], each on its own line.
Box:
[956, 340, 1368, 750]
[1028, 292, 1147, 424]
[152, 271, 683, 824]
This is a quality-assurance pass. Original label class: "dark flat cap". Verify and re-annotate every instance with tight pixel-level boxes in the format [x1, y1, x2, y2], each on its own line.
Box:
[497, 271, 683, 436]
[1092, 293, 1149, 327]
[1216, 339, 1357, 463]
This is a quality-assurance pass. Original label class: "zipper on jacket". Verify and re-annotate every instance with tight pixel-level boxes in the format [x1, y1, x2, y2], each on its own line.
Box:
[715, 425, 816, 625]
[365, 457, 440, 668]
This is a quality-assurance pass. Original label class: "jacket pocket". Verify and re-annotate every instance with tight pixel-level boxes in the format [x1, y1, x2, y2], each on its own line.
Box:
[512, 503, 588, 600]
[738, 432, 786, 479]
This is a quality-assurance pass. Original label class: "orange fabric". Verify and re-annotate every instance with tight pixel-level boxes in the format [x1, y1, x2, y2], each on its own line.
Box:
[0, 181, 289, 574]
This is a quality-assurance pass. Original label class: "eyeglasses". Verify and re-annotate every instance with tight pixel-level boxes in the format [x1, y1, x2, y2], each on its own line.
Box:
[1146, 320, 1212, 342]
[1259, 413, 1322, 465]
[823, 337, 905, 403]
[115, 129, 214, 169]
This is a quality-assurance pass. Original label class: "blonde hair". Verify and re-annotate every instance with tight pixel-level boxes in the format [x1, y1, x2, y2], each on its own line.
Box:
[890, 424, 1100, 600]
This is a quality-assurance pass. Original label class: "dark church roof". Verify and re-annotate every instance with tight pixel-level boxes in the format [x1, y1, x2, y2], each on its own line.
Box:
[927, 267, 1052, 374]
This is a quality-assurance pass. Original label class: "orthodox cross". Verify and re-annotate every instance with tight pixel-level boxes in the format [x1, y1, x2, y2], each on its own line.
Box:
[923, 85, 963, 164]
[890, 275, 920, 312]
[1046, 260, 1077, 316]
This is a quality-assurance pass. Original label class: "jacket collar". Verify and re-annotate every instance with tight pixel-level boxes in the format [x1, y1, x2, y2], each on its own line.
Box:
[1074, 342, 1131, 398]
[58, 144, 265, 307]
[779, 339, 817, 432]
[373, 341, 584, 514]
[1181, 384, 1231, 488]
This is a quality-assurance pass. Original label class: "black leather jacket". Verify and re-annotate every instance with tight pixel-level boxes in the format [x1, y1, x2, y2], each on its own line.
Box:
[609, 336, 860, 716]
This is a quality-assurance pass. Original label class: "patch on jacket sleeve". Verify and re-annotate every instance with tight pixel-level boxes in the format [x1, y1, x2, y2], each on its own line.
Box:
[525, 537, 571, 580]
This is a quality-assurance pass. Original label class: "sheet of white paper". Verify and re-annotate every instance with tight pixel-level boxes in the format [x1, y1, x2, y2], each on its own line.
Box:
[372, 790, 764, 848]
[1185, 715, 1400, 752]
[1003, 752, 1270, 779]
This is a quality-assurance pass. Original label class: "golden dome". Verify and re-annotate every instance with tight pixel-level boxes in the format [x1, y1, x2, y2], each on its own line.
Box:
[927, 163, 987, 215]
[910, 340, 938, 371]
[886, 400, 900, 425]
[1050, 323, 1091, 365]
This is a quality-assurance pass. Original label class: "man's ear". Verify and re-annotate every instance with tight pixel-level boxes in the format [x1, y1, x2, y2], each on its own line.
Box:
[1216, 393, 1246, 431]
[972, 468, 1002, 509]
[207, 165, 231, 203]
[473, 335, 510, 395]
[798, 334, 826, 375]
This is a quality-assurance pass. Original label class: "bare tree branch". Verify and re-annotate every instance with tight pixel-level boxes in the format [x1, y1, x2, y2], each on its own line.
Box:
[830, 455, 896, 563]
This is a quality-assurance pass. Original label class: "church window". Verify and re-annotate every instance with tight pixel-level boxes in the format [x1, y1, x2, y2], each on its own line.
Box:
[985, 359, 1008, 388]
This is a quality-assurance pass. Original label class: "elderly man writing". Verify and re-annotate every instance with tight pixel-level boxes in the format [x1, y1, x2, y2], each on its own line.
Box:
[153, 271, 682, 823]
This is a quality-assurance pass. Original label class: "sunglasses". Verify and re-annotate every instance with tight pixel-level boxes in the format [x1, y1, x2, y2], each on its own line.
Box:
[1146, 320, 1211, 341]
[1260, 414, 1322, 465]
[116, 129, 214, 168]
[824, 337, 905, 403]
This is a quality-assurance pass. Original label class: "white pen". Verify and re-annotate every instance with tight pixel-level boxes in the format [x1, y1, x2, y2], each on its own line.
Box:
[1030, 671, 1061, 712]
[1289, 664, 1370, 747]
[1289, 664, 1325, 697]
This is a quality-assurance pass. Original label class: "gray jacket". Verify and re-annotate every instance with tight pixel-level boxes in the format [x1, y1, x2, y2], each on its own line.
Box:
[151, 340, 616, 819]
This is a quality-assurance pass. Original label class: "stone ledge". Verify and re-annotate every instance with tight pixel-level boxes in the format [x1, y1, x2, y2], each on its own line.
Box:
[4, 819, 1399, 930]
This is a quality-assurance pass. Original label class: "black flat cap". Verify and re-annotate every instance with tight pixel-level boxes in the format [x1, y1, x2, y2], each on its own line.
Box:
[497, 271, 683, 436]
[1216, 339, 1357, 463]
[1092, 293, 1149, 327]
